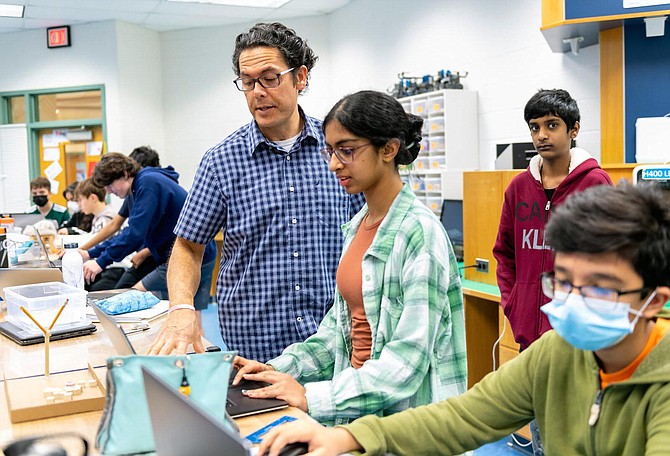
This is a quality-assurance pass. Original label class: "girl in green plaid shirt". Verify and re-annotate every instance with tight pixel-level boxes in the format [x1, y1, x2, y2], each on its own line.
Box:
[234, 90, 467, 425]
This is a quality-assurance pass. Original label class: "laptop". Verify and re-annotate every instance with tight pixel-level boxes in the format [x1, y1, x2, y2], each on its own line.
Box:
[12, 213, 45, 229]
[33, 228, 62, 268]
[90, 302, 288, 419]
[142, 367, 308, 456]
[0, 320, 97, 346]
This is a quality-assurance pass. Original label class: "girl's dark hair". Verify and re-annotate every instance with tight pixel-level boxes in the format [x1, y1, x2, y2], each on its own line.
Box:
[92, 153, 141, 188]
[546, 181, 670, 289]
[524, 88, 580, 130]
[323, 90, 423, 166]
[63, 181, 78, 199]
[232, 22, 317, 94]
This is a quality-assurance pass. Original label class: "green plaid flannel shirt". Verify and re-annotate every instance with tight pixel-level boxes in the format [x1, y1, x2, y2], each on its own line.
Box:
[269, 185, 467, 425]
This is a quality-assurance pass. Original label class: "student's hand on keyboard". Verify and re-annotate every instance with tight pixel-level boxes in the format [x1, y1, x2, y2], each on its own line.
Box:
[242, 370, 308, 412]
[257, 421, 361, 456]
[232, 356, 274, 385]
[147, 308, 205, 355]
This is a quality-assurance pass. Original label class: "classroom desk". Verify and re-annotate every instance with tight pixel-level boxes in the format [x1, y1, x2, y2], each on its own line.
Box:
[462, 279, 530, 441]
[0, 311, 309, 453]
[462, 279, 501, 389]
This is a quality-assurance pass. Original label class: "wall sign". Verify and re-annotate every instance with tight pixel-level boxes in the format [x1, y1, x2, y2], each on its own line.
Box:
[47, 26, 71, 48]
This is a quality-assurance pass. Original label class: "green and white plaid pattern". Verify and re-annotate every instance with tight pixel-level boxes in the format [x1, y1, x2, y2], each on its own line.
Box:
[270, 185, 467, 425]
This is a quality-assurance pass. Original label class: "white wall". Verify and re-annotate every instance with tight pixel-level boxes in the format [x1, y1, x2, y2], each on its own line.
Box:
[115, 22, 165, 156]
[159, 0, 601, 187]
[0, 20, 164, 156]
[0, 0, 601, 190]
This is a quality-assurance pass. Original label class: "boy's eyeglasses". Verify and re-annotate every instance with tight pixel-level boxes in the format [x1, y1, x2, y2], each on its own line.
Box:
[319, 143, 371, 164]
[540, 271, 649, 310]
[233, 67, 295, 92]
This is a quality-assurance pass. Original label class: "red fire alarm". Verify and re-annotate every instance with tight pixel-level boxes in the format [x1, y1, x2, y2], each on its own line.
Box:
[47, 26, 71, 48]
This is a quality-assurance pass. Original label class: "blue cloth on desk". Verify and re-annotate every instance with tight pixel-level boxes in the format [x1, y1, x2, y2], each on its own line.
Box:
[95, 290, 159, 315]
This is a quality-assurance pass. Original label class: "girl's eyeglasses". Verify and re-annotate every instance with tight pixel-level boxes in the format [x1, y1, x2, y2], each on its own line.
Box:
[319, 143, 371, 164]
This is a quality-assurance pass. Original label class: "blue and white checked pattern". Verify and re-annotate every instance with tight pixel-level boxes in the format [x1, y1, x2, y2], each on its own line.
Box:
[175, 108, 364, 362]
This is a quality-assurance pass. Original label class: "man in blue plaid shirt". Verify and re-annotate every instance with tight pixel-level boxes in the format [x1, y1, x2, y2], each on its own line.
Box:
[149, 22, 363, 361]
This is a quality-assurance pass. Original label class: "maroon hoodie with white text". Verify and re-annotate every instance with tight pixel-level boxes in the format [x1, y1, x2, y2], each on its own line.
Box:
[493, 148, 612, 350]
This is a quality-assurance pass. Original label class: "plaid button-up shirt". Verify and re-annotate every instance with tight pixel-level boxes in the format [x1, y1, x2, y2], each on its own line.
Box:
[269, 185, 467, 425]
[174, 108, 363, 361]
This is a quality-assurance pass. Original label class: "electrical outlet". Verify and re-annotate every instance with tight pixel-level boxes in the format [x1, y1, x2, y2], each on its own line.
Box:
[475, 258, 489, 273]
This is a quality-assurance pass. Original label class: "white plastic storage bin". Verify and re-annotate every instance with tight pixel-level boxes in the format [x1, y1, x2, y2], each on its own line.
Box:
[413, 99, 428, 117]
[424, 177, 441, 192]
[426, 197, 442, 214]
[427, 117, 445, 134]
[429, 156, 446, 169]
[428, 96, 444, 115]
[5, 282, 88, 332]
[429, 136, 445, 152]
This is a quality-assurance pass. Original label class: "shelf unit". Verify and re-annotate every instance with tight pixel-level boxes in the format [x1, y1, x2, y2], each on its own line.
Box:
[398, 89, 478, 214]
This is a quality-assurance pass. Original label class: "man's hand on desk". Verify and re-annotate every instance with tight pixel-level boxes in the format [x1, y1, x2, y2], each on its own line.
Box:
[78, 248, 90, 261]
[242, 370, 308, 413]
[147, 309, 204, 355]
[83, 259, 102, 283]
[257, 421, 361, 456]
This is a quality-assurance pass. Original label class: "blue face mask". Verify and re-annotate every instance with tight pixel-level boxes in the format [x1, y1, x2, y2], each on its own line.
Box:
[541, 290, 656, 351]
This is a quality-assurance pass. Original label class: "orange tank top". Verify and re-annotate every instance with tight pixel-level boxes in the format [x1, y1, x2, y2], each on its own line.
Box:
[600, 318, 670, 389]
[336, 215, 381, 368]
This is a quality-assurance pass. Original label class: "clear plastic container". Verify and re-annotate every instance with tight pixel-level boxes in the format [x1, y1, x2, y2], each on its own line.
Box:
[413, 100, 428, 117]
[5, 281, 88, 332]
[429, 96, 444, 114]
[429, 136, 445, 152]
[429, 156, 447, 169]
[427, 117, 445, 134]
[424, 177, 441, 192]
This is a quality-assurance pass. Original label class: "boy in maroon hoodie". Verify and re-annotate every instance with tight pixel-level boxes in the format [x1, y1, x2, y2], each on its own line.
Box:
[493, 89, 612, 454]
[494, 89, 613, 350]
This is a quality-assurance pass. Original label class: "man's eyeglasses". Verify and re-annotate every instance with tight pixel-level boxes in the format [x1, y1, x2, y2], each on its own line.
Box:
[540, 271, 649, 309]
[233, 67, 295, 92]
[319, 143, 371, 164]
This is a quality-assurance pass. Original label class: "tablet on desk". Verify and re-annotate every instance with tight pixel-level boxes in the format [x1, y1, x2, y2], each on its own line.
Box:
[0, 320, 97, 346]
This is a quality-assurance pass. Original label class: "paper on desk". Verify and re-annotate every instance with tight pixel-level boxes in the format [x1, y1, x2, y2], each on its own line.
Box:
[87, 300, 169, 323]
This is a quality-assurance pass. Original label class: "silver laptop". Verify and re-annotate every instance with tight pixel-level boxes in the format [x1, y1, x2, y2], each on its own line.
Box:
[90, 301, 289, 419]
[142, 366, 253, 456]
[0, 267, 63, 300]
[12, 213, 45, 229]
[90, 301, 136, 356]
[33, 228, 62, 268]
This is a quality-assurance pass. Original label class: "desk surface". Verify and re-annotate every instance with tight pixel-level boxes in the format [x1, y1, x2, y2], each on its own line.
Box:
[0, 311, 308, 453]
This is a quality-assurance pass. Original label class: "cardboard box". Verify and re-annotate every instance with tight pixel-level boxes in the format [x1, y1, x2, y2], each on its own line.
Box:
[4, 364, 105, 423]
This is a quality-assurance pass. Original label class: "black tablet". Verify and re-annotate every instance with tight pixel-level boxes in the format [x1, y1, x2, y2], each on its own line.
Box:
[0, 320, 97, 346]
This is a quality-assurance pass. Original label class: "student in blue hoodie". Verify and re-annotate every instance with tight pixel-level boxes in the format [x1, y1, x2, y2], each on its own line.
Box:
[82, 152, 217, 332]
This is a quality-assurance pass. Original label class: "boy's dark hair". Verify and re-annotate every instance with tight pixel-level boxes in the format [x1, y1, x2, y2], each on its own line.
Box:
[323, 90, 423, 166]
[232, 22, 318, 94]
[74, 177, 106, 202]
[92, 153, 141, 188]
[546, 181, 670, 289]
[63, 181, 78, 199]
[524, 89, 580, 130]
[129, 146, 161, 168]
[30, 176, 51, 191]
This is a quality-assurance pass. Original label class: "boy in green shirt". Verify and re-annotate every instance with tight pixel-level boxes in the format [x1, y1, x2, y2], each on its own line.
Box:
[27, 176, 70, 228]
[258, 181, 670, 456]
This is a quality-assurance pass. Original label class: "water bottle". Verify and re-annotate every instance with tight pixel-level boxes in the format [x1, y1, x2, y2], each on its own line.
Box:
[62, 243, 84, 289]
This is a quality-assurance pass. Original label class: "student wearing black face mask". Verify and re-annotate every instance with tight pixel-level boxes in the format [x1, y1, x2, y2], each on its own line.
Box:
[26, 176, 70, 228]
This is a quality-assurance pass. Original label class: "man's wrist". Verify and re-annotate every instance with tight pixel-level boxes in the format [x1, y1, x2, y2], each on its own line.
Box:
[168, 304, 196, 314]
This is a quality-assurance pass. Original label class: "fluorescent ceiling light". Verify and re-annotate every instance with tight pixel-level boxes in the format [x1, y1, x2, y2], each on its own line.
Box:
[0, 3, 24, 18]
[167, 0, 290, 7]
